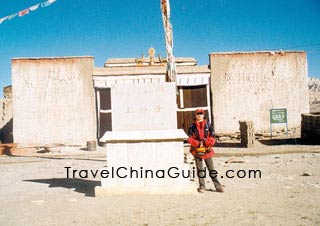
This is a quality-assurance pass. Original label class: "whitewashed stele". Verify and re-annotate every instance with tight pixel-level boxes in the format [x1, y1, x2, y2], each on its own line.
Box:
[95, 83, 196, 195]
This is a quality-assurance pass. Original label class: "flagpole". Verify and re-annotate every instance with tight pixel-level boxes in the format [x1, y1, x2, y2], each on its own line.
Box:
[160, 0, 177, 83]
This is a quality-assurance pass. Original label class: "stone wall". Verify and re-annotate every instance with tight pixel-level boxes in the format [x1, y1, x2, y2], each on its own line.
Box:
[309, 77, 320, 104]
[0, 86, 13, 143]
[11, 57, 96, 146]
[209, 51, 309, 133]
[301, 113, 320, 144]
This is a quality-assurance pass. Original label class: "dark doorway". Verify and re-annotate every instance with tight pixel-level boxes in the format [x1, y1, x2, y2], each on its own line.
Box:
[96, 88, 112, 138]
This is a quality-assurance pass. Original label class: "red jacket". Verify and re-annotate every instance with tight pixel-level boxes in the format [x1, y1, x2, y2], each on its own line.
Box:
[187, 120, 216, 159]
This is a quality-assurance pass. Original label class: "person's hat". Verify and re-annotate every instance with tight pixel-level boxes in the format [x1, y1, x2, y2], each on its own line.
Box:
[195, 108, 205, 114]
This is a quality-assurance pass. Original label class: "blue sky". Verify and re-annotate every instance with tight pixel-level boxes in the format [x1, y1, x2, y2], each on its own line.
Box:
[1, 0, 320, 89]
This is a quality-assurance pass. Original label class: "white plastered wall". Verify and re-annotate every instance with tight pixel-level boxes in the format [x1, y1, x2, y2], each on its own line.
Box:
[210, 51, 309, 133]
[12, 57, 96, 146]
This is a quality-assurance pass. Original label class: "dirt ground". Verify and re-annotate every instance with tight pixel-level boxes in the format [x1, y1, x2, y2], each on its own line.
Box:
[0, 144, 320, 226]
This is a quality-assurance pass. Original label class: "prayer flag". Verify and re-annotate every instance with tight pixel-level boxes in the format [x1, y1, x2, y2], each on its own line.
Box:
[29, 4, 40, 11]
[41, 1, 51, 8]
[8, 13, 18, 20]
[0, 0, 57, 25]
[19, 9, 30, 17]
[0, 16, 8, 24]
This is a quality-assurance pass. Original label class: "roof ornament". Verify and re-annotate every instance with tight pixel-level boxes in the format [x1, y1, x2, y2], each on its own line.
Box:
[158, 53, 167, 64]
[148, 47, 156, 65]
[135, 53, 144, 65]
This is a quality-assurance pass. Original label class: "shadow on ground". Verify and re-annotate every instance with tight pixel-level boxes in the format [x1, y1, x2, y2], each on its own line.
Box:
[215, 138, 317, 147]
[258, 138, 308, 145]
[215, 142, 243, 148]
[7, 153, 106, 162]
[24, 178, 100, 197]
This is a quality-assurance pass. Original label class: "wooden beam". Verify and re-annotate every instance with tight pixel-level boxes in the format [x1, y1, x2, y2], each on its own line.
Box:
[96, 90, 101, 137]
[179, 87, 184, 108]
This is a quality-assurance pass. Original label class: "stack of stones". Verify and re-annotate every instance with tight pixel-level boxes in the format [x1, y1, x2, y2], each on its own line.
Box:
[239, 121, 255, 148]
[301, 113, 320, 144]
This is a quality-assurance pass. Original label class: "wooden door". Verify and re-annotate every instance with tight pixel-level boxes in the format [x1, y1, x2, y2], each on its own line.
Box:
[177, 85, 209, 134]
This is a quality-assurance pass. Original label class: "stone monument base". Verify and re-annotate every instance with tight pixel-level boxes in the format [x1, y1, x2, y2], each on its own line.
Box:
[95, 165, 197, 196]
[95, 130, 197, 196]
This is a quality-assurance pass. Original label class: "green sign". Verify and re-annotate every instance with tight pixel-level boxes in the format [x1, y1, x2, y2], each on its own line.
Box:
[270, 109, 287, 123]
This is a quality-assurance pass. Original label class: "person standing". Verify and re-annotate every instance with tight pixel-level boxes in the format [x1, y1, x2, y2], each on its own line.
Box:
[187, 108, 224, 193]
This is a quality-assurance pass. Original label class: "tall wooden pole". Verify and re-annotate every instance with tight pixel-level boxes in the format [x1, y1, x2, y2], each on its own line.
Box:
[160, 0, 177, 83]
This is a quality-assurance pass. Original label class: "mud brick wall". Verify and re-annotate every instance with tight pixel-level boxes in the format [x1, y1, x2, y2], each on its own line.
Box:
[11, 57, 96, 146]
[301, 113, 320, 144]
[210, 51, 309, 133]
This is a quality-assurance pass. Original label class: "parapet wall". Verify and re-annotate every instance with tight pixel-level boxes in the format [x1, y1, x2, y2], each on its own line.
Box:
[210, 51, 309, 133]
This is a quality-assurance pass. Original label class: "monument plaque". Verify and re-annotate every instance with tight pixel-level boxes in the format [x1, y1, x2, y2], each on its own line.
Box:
[111, 83, 177, 131]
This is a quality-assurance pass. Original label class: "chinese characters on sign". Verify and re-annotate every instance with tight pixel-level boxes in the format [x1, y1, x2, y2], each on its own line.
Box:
[270, 109, 287, 123]
[270, 108, 288, 139]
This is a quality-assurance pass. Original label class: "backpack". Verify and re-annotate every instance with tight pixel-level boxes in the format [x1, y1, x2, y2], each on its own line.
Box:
[188, 120, 214, 139]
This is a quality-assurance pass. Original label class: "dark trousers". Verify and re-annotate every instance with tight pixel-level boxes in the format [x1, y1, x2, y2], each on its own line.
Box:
[195, 156, 222, 189]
